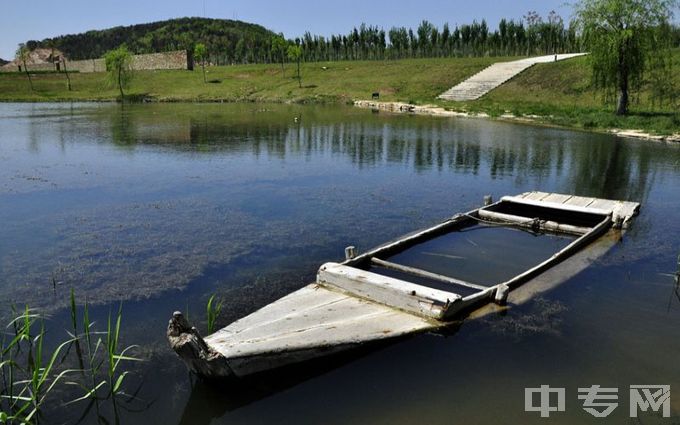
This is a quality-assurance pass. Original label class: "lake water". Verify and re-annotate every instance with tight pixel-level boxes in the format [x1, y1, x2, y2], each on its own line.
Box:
[0, 102, 679, 424]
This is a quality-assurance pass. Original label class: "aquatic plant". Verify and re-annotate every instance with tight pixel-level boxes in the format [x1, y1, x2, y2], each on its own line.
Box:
[0, 306, 75, 423]
[67, 298, 140, 404]
[1, 292, 141, 424]
[206, 294, 223, 334]
[105, 303, 140, 396]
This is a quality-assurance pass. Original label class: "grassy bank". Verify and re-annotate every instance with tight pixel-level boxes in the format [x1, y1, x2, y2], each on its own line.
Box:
[0, 57, 498, 104]
[448, 53, 680, 137]
[1, 54, 679, 135]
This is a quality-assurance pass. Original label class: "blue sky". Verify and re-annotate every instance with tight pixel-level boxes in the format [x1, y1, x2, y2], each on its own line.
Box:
[0, 0, 572, 60]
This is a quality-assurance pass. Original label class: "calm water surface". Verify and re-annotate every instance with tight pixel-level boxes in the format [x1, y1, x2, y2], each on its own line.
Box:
[0, 102, 679, 424]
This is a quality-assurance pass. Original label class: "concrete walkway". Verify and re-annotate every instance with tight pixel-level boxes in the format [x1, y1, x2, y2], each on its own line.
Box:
[438, 53, 587, 101]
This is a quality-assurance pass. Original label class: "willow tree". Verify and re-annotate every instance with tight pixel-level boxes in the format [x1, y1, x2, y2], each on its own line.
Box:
[104, 45, 133, 100]
[15, 44, 33, 91]
[573, 0, 678, 115]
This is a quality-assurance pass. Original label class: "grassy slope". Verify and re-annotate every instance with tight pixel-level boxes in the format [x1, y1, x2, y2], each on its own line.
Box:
[1, 53, 678, 134]
[446, 53, 680, 135]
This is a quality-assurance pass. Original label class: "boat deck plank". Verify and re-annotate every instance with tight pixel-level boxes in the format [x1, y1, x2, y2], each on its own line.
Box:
[541, 193, 573, 204]
[517, 191, 640, 221]
[205, 285, 436, 360]
[563, 195, 597, 207]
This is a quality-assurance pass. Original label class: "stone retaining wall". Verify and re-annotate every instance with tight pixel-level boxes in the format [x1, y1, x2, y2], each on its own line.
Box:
[0, 50, 191, 73]
[0, 62, 55, 72]
[66, 58, 106, 73]
[130, 50, 191, 71]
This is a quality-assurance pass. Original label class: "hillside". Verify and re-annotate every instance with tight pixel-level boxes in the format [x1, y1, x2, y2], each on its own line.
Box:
[28, 17, 276, 64]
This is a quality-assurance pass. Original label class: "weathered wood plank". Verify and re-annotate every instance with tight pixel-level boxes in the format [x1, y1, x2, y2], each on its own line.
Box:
[523, 191, 550, 200]
[317, 263, 461, 320]
[345, 212, 472, 267]
[500, 195, 612, 216]
[564, 196, 597, 207]
[477, 209, 591, 235]
[201, 285, 437, 375]
[208, 284, 348, 336]
[614, 202, 641, 220]
[541, 193, 573, 204]
[370, 257, 487, 291]
[587, 199, 619, 212]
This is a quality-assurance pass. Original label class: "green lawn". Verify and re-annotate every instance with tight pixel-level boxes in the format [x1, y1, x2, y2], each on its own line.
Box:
[1, 54, 679, 135]
[0, 57, 500, 104]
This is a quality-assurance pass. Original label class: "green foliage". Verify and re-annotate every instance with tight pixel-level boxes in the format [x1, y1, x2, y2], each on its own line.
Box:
[194, 43, 208, 83]
[287, 45, 303, 87]
[14, 44, 33, 91]
[21, 13, 680, 70]
[206, 294, 223, 334]
[104, 45, 133, 99]
[272, 34, 288, 75]
[573, 0, 679, 114]
[32, 17, 276, 64]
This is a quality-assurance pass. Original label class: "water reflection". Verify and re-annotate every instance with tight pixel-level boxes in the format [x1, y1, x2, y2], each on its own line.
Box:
[95, 104, 675, 204]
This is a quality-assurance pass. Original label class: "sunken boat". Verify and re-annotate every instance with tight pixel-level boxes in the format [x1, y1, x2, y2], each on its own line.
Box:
[167, 191, 640, 378]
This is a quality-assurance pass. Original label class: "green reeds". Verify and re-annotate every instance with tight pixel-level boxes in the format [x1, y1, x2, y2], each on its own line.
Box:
[68, 297, 140, 404]
[1, 290, 141, 424]
[206, 294, 223, 334]
[1, 306, 74, 423]
[105, 303, 140, 396]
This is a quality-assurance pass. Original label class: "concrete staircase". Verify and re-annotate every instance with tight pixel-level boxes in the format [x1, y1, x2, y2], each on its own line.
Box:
[438, 53, 587, 101]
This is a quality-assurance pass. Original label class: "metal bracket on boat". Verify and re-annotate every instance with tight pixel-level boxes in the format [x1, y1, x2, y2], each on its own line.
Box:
[167, 311, 233, 378]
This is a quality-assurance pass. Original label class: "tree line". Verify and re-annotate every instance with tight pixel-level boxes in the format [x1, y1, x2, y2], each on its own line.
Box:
[27, 13, 680, 67]
[295, 12, 580, 62]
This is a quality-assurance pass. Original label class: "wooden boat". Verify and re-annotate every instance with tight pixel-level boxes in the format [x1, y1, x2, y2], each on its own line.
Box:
[167, 192, 640, 378]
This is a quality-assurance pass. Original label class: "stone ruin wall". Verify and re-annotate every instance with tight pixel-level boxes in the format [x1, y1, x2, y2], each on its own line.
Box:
[130, 50, 191, 71]
[1, 50, 190, 73]
[66, 58, 106, 73]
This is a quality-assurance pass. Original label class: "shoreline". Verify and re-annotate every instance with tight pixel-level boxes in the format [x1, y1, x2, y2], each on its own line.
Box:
[353, 100, 680, 143]
[1, 95, 678, 144]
